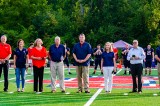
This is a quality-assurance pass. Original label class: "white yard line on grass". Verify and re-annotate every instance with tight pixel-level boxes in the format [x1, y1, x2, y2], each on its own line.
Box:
[84, 88, 103, 106]
[0, 71, 52, 83]
[116, 69, 122, 75]
[0, 77, 16, 82]
[0, 74, 33, 83]
[84, 69, 122, 106]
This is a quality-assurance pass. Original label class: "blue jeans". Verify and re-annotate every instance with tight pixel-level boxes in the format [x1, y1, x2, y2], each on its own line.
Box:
[15, 68, 26, 89]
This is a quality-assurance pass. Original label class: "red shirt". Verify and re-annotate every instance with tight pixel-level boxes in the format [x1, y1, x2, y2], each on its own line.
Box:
[113, 48, 118, 60]
[0, 43, 12, 59]
[31, 46, 47, 68]
[28, 47, 33, 59]
[113, 48, 118, 54]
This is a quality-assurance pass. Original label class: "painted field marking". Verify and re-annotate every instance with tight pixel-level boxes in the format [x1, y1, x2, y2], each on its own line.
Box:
[84, 88, 103, 106]
[0, 74, 33, 83]
[116, 69, 122, 75]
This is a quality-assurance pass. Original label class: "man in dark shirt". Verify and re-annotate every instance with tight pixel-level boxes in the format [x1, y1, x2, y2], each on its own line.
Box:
[73, 34, 92, 93]
[63, 43, 72, 74]
[144, 45, 154, 75]
[92, 44, 103, 75]
[155, 45, 160, 88]
[122, 44, 130, 75]
[49, 36, 66, 93]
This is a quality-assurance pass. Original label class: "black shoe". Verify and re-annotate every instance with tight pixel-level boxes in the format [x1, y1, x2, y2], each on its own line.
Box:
[4, 89, 8, 92]
[123, 73, 127, 75]
[61, 90, 66, 93]
[76, 90, 82, 93]
[68, 72, 72, 75]
[101, 72, 103, 75]
[129, 90, 137, 93]
[85, 91, 90, 93]
[92, 72, 96, 75]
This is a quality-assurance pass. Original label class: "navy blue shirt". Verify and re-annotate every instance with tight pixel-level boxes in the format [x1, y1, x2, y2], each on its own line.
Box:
[156, 46, 160, 63]
[144, 48, 154, 60]
[14, 48, 28, 68]
[72, 42, 92, 66]
[102, 51, 114, 67]
[122, 48, 130, 61]
[49, 44, 65, 62]
[93, 48, 103, 59]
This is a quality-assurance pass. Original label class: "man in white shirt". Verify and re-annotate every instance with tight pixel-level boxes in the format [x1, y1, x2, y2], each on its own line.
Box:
[127, 40, 145, 94]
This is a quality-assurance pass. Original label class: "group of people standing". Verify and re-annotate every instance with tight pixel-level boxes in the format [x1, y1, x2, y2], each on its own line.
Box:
[1, 34, 160, 94]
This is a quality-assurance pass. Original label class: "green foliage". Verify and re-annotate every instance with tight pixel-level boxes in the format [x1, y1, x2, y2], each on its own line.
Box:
[0, 0, 160, 50]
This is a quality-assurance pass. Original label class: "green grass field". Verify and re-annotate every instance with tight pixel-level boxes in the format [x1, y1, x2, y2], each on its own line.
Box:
[0, 68, 160, 106]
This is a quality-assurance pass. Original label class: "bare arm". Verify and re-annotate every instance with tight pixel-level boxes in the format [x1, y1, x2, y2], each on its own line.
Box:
[48, 54, 51, 60]
[113, 58, 117, 71]
[5, 54, 11, 60]
[13, 55, 16, 69]
[73, 53, 78, 62]
[83, 54, 91, 62]
[31, 56, 42, 60]
[152, 52, 154, 61]
[26, 55, 29, 64]
[155, 55, 160, 62]
[101, 58, 104, 71]
[67, 51, 70, 55]
[93, 50, 98, 55]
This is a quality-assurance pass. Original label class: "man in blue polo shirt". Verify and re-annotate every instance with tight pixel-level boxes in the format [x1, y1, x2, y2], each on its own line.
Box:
[155, 45, 160, 88]
[49, 36, 66, 93]
[73, 34, 92, 93]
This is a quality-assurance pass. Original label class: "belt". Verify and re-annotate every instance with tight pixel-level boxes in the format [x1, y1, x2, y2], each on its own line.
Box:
[131, 63, 142, 65]
[52, 61, 62, 63]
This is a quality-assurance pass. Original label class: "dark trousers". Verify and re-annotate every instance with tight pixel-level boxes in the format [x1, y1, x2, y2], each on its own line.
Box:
[130, 63, 143, 92]
[33, 66, 44, 92]
[0, 63, 9, 90]
[94, 58, 101, 70]
[64, 58, 69, 67]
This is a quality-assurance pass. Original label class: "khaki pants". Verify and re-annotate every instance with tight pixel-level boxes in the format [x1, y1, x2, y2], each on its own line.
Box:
[157, 63, 160, 85]
[76, 66, 89, 91]
[50, 61, 65, 91]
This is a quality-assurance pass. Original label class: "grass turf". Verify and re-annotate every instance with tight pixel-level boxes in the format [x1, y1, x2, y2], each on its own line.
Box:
[0, 68, 159, 106]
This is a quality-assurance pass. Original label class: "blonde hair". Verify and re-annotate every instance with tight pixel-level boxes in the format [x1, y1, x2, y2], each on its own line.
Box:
[34, 38, 43, 47]
[104, 42, 113, 52]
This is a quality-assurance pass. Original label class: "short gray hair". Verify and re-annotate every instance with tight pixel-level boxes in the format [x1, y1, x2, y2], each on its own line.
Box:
[55, 36, 60, 41]
[1, 35, 7, 39]
[133, 40, 138, 43]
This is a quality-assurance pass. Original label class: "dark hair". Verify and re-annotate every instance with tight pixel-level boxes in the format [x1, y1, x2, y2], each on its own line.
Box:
[97, 44, 101, 46]
[17, 39, 24, 47]
[30, 42, 34, 46]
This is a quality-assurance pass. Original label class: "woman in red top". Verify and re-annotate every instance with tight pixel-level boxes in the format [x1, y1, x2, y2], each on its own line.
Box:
[31, 38, 47, 92]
